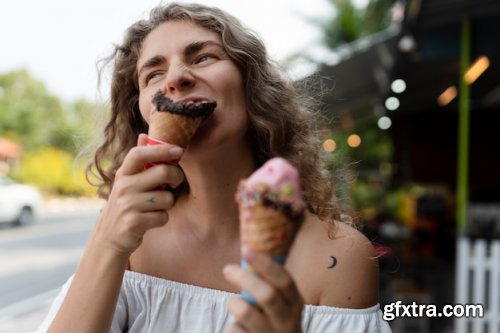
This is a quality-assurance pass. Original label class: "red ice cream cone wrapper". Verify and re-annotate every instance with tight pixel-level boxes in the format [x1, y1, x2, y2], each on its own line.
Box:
[143, 135, 181, 170]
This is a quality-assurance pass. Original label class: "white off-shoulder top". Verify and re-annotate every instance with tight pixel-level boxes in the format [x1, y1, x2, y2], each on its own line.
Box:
[32, 270, 392, 332]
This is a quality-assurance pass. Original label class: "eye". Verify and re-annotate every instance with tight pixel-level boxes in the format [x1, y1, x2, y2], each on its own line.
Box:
[194, 54, 217, 64]
[144, 71, 164, 85]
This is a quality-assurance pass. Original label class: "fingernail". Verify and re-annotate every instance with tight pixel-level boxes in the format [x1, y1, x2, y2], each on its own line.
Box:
[223, 265, 238, 276]
[169, 147, 183, 157]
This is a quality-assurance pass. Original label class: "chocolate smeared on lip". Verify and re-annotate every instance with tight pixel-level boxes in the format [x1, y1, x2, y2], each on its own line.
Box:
[153, 90, 216, 119]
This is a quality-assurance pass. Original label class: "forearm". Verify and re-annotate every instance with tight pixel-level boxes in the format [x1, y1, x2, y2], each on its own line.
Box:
[47, 237, 129, 333]
[44, 140, 181, 332]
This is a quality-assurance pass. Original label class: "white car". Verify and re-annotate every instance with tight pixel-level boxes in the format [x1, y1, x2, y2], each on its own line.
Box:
[0, 176, 42, 226]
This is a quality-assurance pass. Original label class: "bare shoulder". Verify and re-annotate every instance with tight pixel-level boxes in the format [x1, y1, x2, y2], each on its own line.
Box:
[287, 213, 379, 308]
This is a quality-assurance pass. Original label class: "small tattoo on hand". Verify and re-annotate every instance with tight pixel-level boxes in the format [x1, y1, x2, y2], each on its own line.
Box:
[146, 197, 155, 204]
[328, 256, 337, 269]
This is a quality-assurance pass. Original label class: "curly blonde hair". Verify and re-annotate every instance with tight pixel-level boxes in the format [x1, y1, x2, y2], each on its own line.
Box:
[87, 2, 342, 226]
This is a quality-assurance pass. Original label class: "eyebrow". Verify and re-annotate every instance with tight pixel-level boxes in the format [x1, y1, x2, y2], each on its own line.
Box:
[184, 40, 224, 58]
[137, 40, 224, 77]
[137, 55, 166, 78]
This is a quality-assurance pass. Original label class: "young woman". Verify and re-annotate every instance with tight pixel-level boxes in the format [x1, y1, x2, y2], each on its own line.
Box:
[34, 3, 391, 332]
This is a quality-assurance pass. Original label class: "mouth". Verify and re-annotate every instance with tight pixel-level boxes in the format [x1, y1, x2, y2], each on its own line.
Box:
[175, 96, 213, 104]
[152, 90, 217, 119]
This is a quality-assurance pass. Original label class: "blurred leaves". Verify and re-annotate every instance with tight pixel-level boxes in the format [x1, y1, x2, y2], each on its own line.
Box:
[0, 69, 63, 150]
[11, 147, 94, 196]
[0, 69, 100, 153]
[313, 0, 397, 216]
[322, 0, 362, 47]
[320, 0, 397, 48]
[0, 68, 102, 196]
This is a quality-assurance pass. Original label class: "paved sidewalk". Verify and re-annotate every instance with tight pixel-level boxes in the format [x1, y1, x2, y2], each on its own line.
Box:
[0, 292, 56, 333]
[0, 197, 103, 333]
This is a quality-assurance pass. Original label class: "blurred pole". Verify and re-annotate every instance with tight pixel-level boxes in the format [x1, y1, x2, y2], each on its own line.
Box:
[457, 17, 470, 232]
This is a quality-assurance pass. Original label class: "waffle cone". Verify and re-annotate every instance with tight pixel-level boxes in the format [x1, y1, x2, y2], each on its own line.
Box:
[148, 112, 203, 149]
[240, 203, 298, 256]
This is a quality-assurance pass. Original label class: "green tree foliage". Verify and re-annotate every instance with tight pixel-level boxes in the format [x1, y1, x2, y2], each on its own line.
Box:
[315, 0, 397, 215]
[349, 125, 393, 169]
[0, 69, 102, 153]
[321, 0, 397, 48]
[0, 68, 102, 195]
[0, 69, 65, 150]
[363, 0, 398, 35]
[54, 98, 105, 153]
[322, 0, 362, 48]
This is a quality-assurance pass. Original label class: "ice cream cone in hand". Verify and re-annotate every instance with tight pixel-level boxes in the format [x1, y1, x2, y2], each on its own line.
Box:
[146, 90, 216, 166]
[235, 157, 306, 305]
[149, 112, 204, 149]
[239, 185, 300, 257]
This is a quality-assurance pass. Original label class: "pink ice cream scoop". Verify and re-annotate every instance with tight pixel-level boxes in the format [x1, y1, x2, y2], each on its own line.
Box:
[244, 157, 304, 209]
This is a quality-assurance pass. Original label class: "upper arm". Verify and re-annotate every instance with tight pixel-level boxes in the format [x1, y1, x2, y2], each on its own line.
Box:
[290, 217, 380, 309]
[318, 223, 379, 308]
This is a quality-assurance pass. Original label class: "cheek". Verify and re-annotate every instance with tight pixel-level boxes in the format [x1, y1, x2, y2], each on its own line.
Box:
[138, 95, 151, 124]
[229, 81, 247, 124]
[220, 68, 245, 111]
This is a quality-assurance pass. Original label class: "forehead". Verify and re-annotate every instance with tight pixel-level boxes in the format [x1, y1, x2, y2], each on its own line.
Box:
[138, 20, 221, 67]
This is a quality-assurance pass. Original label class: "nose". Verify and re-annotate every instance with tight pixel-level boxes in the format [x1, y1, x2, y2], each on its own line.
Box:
[164, 62, 195, 95]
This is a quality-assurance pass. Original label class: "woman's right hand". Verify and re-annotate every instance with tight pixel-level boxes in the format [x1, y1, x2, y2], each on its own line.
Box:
[94, 133, 185, 256]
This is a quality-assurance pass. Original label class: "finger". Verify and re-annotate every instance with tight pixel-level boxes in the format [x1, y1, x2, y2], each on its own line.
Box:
[223, 265, 288, 319]
[237, 252, 304, 328]
[116, 210, 169, 246]
[118, 163, 184, 192]
[135, 191, 174, 212]
[141, 210, 169, 228]
[226, 295, 269, 333]
[140, 163, 185, 190]
[137, 133, 148, 146]
[137, 211, 169, 230]
[244, 251, 302, 305]
[117, 144, 184, 176]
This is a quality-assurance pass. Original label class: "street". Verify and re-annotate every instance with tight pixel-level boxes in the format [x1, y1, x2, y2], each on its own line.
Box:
[0, 210, 98, 332]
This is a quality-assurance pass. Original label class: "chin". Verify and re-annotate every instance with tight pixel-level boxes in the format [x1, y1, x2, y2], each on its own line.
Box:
[186, 130, 246, 156]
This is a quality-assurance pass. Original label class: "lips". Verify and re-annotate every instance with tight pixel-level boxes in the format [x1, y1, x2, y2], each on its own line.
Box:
[152, 90, 217, 119]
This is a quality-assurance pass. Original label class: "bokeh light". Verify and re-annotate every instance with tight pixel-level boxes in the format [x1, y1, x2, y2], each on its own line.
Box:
[385, 96, 400, 111]
[391, 79, 406, 93]
[438, 86, 457, 106]
[322, 139, 337, 152]
[377, 116, 392, 130]
[347, 134, 361, 148]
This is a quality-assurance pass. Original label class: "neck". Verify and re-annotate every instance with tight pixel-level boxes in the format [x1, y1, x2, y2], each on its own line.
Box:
[171, 140, 256, 242]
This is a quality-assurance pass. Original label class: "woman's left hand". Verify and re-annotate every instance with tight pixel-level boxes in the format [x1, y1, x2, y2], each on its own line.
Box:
[223, 251, 304, 333]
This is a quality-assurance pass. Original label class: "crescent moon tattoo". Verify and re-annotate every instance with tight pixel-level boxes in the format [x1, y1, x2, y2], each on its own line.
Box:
[328, 256, 337, 269]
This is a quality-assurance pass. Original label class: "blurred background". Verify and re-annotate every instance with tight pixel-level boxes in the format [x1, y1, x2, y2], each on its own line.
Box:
[1, 0, 499, 332]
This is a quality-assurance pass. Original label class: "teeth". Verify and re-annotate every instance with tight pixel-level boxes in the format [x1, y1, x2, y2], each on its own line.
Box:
[176, 99, 214, 107]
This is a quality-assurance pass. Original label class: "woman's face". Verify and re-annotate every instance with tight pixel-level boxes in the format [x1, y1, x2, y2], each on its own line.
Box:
[137, 20, 247, 150]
